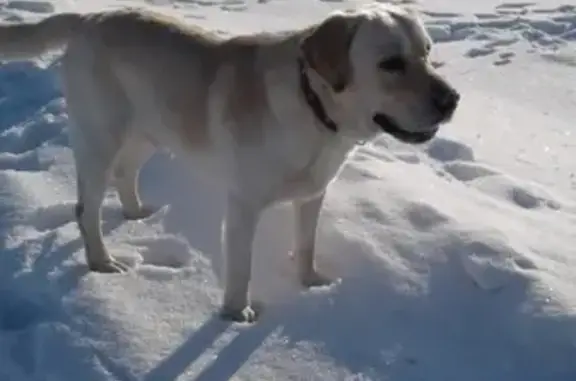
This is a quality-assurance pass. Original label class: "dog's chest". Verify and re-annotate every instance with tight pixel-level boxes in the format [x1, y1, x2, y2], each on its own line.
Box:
[275, 141, 354, 201]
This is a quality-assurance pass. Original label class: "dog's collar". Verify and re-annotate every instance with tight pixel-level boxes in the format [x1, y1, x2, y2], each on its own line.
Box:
[298, 58, 338, 133]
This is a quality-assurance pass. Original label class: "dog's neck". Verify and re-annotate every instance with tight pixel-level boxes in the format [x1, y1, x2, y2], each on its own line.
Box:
[297, 58, 339, 134]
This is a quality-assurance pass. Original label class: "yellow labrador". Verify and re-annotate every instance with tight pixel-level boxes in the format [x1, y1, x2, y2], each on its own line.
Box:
[0, 4, 459, 322]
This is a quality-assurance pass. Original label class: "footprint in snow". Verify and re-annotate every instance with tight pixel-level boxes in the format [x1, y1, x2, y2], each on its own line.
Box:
[421, 11, 462, 18]
[493, 58, 512, 66]
[188, 0, 220, 5]
[533, 5, 576, 14]
[5, 0, 54, 13]
[469, 174, 563, 211]
[443, 230, 537, 292]
[425, 137, 475, 163]
[128, 235, 195, 269]
[27, 202, 76, 231]
[355, 198, 389, 225]
[393, 151, 421, 164]
[494, 50, 515, 65]
[0, 151, 44, 172]
[426, 138, 564, 211]
[404, 201, 451, 231]
[466, 47, 497, 58]
[475, 13, 502, 20]
[495, 2, 536, 10]
[442, 161, 501, 182]
[422, 2, 576, 62]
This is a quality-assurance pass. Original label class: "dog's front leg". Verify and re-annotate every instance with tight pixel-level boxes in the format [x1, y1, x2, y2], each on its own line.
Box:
[220, 194, 262, 323]
[293, 193, 333, 288]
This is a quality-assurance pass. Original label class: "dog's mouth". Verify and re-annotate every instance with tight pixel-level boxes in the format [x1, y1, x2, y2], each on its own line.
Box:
[373, 113, 438, 144]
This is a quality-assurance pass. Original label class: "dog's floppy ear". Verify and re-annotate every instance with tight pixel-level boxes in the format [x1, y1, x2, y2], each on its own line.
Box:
[301, 12, 363, 93]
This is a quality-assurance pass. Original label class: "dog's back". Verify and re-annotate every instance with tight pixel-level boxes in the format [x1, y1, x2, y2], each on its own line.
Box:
[57, 8, 304, 152]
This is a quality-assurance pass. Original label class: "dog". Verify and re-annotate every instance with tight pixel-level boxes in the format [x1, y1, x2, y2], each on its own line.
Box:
[0, 3, 459, 322]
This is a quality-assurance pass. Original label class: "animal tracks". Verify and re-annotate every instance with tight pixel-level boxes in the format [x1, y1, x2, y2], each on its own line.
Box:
[365, 132, 567, 216]
[172, 0, 248, 12]
[128, 235, 195, 270]
[4, 1, 54, 14]
[420, 137, 567, 213]
[421, 2, 576, 66]
[141, 0, 576, 70]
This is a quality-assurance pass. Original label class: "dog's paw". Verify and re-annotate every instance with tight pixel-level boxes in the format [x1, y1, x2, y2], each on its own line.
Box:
[123, 205, 158, 220]
[219, 304, 261, 323]
[88, 259, 131, 273]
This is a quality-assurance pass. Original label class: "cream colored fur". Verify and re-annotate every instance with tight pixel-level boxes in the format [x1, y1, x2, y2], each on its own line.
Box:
[0, 4, 459, 322]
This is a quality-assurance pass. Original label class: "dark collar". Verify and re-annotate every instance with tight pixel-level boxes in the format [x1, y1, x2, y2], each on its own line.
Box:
[298, 58, 338, 133]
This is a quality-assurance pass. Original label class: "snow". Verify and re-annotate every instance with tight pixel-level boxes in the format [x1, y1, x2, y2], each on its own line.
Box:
[0, 0, 575, 379]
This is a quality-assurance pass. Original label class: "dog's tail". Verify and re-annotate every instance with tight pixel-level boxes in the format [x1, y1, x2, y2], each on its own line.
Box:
[0, 13, 85, 60]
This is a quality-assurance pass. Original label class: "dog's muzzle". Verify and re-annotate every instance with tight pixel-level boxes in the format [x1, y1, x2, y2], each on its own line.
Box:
[373, 113, 439, 144]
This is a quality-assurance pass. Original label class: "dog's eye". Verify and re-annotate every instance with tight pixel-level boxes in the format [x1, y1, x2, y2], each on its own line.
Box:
[378, 56, 406, 72]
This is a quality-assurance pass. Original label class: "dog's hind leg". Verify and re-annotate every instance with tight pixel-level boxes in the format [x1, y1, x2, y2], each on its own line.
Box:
[73, 145, 130, 273]
[113, 135, 157, 220]
[61, 41, 133, 273]
[65, 120, 130, 272]
[69, 123, 133, 272]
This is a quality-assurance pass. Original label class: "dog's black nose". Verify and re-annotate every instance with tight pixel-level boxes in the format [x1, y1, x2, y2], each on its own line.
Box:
[431, 80, 460, 117]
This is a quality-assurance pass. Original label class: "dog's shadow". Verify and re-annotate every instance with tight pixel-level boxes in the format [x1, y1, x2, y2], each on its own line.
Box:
[143, 314, 272, 381]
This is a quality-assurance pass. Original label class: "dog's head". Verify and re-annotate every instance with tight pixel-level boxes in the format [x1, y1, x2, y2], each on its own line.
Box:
[300, 4, 459, 144]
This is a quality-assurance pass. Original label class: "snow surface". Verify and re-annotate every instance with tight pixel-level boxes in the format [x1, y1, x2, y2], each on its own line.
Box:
[1, 0, 576, 380]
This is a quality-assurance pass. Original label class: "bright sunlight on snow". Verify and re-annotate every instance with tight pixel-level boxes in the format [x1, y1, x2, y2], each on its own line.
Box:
[0, 0, 575, 380]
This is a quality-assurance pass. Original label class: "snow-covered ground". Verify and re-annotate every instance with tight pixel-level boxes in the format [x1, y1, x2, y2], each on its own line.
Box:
[1, 0, 576, 380]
